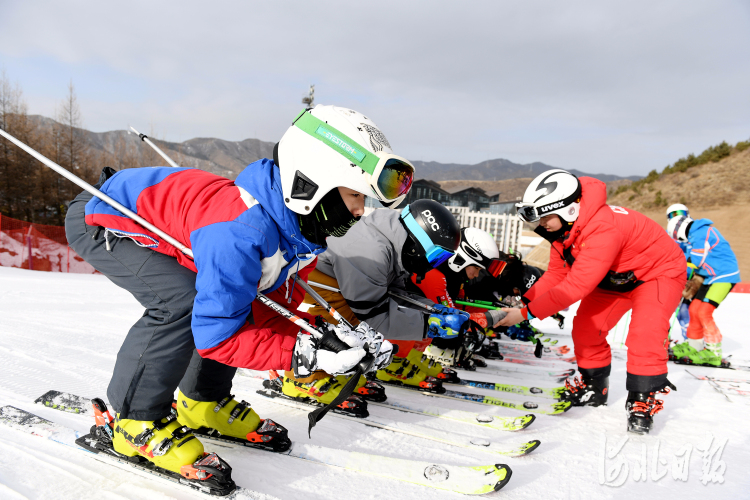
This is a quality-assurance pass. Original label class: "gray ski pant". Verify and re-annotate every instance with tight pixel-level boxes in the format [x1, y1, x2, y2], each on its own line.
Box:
[65, 174, 236, 421]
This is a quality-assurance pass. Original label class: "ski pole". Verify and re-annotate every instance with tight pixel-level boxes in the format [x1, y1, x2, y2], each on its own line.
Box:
[294, 276, 354, 329]
[386, 289, 441, 314]
[130, 126, 182, 169]
[308, 280, 438, 315]
[0, 128, 193, 257]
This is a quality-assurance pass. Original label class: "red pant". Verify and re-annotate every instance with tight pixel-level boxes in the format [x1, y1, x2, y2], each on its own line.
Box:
[572, 276, 684, 377]
[686, 300, 721, 343]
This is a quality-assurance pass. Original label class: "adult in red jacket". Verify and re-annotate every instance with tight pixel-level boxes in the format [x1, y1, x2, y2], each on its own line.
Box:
[499, 169, 685, 434]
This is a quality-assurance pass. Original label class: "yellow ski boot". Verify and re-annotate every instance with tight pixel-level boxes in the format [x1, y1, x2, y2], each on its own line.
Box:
[375, 356, 443, 393]
[274, 371, 369, 417]
[175, 392, 291, 452]
[75, 398, 235, 495]
[407, 347, 460, 383]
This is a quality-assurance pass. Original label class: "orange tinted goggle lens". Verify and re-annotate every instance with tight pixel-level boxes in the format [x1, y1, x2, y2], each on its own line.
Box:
[487, 259, 507, 278]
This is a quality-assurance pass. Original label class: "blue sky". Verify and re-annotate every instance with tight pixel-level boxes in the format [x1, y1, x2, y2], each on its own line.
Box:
[1, 1, 749, 175]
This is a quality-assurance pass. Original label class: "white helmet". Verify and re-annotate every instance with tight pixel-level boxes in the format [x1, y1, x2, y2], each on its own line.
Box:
[448, 227, 504, 276]
[276, 104, 415, 214]
[667, 215, 693, 242]
[666, 203, 689, 220]
[516, 169, 582, 223]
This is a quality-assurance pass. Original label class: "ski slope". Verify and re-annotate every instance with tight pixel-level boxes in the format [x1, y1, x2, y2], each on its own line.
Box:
[0, 265, 748, 499]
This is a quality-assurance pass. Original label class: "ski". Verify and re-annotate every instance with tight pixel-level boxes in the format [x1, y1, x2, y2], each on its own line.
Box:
[486, 355, 576, 368]
[493, 339, 573, 357]
[35, 390, 92, 415]
[0, 405, 266, 498]
[34, 390, 294, 452]
[670, 355, 734, 370]
[424, 390, 572, 415]
[686, 371, 750, 397]
[278, 443, 513, 495]
[685, 370, 750, 385]
[376, 381, 571, 414]
[448, 378, 565, 400]
[470, 363, 575, 382]
[240, 372, 535, 431]
[255, 388, 540, 458]
[367, 399, 536, 432]
[494, 342, 574, 361]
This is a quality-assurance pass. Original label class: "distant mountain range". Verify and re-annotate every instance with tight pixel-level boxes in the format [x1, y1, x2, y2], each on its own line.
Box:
[29, 115, 640, 183]
[411, 159, 642, 183]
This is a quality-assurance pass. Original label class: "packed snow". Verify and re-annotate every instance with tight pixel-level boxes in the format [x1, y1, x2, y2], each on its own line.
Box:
[0, 265, 748, 499]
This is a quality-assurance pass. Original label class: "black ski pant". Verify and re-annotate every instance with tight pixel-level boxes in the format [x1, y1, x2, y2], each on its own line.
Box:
[65, 172, 236, 421]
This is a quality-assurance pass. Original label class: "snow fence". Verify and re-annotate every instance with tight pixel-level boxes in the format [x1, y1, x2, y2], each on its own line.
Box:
[0, 214, 96, 274]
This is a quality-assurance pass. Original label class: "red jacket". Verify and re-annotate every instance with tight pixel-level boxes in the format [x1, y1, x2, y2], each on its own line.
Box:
[523, 177, 686, 319]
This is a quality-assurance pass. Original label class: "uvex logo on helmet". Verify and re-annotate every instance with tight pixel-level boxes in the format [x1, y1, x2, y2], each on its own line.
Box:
[539, 201, 565, 213]
[421, 210, 440, 231]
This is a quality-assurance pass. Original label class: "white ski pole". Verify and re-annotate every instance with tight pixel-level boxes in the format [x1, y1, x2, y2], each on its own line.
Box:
[130, 127, 182, 169]
[0, 127, 193, 257]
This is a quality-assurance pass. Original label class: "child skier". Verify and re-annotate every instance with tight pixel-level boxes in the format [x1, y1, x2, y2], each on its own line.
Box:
[499, 169, 686, 434]
[295, 199, 466, 394]
[408, 227, 507, 368]
[666, 204, 692, 337]
[65, 105, 409, 490]
[667, 214, 740, 366]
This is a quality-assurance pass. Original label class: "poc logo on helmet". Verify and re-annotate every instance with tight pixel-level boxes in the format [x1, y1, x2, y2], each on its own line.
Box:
[421, 210, 440, 231]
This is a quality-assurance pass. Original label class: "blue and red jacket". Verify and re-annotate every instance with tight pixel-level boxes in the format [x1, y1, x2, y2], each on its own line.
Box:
[85, 159, 325, 370]
[686, 219, 740, 284]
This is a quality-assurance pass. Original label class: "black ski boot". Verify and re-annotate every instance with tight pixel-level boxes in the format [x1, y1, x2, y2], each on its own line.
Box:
[625, 380, 676, 434]
[560, 366, 610, 407]
[477, 341, 503, 360]
[471, 355, 488, 368]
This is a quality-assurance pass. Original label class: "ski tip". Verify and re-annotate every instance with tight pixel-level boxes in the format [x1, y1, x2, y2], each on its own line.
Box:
[518, 414, 536, 430]
[521, 439, 541, 455]
[554, 401, 573, 414]
[492, 464, 513, 491]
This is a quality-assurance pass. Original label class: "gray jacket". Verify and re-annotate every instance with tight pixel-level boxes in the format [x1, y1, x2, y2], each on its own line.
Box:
[316, 209, 434, 340]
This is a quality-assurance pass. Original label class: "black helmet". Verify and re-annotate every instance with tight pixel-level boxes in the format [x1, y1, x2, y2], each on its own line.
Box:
[399, 199, 460, 278]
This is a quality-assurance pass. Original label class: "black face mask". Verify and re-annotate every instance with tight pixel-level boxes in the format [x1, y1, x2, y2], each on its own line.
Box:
[534, 216, 573, 243]
[298, 188, 360, 246]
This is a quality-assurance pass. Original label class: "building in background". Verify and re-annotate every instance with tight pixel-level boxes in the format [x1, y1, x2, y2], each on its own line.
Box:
[488, 199, 519, 215]
[370, 178, 523, 252]
[446, 206, 522, 253]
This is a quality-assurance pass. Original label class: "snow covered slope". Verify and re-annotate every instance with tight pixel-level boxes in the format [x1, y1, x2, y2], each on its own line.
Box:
[0, 266, 748, 499]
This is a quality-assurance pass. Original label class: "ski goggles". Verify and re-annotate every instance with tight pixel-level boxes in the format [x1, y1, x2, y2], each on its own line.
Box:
[667, 209, 688, 220]
[487, 259, 507, 278]
[400, 205, 454, 267]
[515, 202, 542, 223]
[293, 110, 415, 203]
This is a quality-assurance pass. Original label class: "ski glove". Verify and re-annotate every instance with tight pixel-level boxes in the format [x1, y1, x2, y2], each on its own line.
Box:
[506, 324, 535, 342]
[683, 275, 704, 300]
[292, 329, 366, 378]
[349, 322, 395, 372]
[427, 309, 470, 339]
